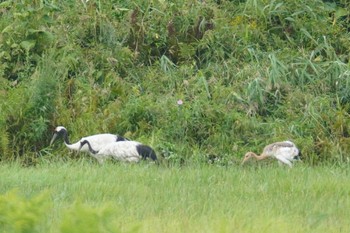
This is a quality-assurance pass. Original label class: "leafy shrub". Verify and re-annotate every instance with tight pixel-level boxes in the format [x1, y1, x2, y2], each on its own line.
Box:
[0, 190, 50, 233]
[0, 0, 350, 164]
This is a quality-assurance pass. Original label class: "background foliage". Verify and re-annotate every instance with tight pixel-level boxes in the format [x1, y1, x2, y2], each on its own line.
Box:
[0, 0, 349, 165]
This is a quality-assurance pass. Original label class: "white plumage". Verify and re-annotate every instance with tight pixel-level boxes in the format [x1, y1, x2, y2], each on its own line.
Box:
[79, 140, 157, 164]
[242, 140, 301, 167]
[50, 126, 127, 153]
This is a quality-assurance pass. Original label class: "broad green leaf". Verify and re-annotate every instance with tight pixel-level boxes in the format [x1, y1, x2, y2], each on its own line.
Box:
[335, 8, 348, 20]
[20, 40, 36, 53]
[1, 25, 13, 34]
[0, 1, 11, 8]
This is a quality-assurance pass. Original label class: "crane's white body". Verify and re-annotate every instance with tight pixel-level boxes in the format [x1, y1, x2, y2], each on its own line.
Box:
[262, 141, 300, 167]
[68, 134, 121, 152]
[50, 126, 126, 153]
[243, 140, 300, 168]
[90, 141, 144, 163]
[80, 140, 157, 164]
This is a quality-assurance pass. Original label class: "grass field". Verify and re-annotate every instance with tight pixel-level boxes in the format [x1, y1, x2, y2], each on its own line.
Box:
[1, 1, 350, 232]
[1, 159, 349, 233]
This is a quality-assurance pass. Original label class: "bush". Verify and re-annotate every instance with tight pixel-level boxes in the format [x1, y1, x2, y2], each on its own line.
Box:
[0, 0, 350, 165]
[0, 191, 50, 233]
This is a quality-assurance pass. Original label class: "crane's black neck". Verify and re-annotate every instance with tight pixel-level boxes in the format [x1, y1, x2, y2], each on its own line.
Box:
[82, 140, 98, 154]
[60, 129, 71, 145]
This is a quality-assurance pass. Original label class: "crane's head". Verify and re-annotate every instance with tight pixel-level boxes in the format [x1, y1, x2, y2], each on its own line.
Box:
[241, 152, 255, 165]
[50, 126, 67, 146]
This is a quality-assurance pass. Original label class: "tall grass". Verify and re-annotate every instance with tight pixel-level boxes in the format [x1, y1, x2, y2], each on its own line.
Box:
[0, 160, 349, 232]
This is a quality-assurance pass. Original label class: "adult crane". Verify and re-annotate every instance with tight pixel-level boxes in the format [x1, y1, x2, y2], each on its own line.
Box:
[50, 126, 128, 153]
[79, 139, 157, 163]
[241, 140, 301, 168]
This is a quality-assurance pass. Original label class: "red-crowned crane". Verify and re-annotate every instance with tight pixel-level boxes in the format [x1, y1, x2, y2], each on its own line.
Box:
[50, 126, 128, 153]
[79, 139, 157, 164]
[241, 140, 301, 168]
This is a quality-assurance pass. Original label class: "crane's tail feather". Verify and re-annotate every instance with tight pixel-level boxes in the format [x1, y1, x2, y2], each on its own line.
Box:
[293, 149, 302, 161]
[136, 145, 157, 161]
[115, 135, 130, 142]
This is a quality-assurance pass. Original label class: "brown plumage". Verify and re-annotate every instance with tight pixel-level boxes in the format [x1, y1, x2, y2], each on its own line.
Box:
[242, 141, 300, 168]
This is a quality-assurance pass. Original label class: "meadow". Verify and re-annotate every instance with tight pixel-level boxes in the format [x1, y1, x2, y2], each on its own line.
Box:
[1, 159, 350, 233]
[0, 1, 350, 232]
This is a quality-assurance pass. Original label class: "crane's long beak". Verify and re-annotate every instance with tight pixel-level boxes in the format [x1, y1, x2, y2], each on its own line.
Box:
[50, 133, 58, 146]
[241, 158, 248, 166]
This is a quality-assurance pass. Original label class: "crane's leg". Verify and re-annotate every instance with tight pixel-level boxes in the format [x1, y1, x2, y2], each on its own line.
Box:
[275, 155, 293, 168]
[97, 158, 105, 164]
[91, 154, 105, 164]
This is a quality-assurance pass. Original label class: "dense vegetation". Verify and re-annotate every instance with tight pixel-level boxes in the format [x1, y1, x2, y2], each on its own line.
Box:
[0, 0, 350, 165]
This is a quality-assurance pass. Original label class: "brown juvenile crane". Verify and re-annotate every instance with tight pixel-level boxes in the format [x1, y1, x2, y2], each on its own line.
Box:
[242, 141, 301, 168]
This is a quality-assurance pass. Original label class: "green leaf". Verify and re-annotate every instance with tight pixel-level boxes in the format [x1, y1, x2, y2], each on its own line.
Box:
[0, 1, 11, 8]
[28, 29, 55, 43]
[20, 40, 36, 53]
[1, 25, 13, 34]
[335, 8, 348, 20]
[198, 71, 211, 99]
[285, 17, 295, 22]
